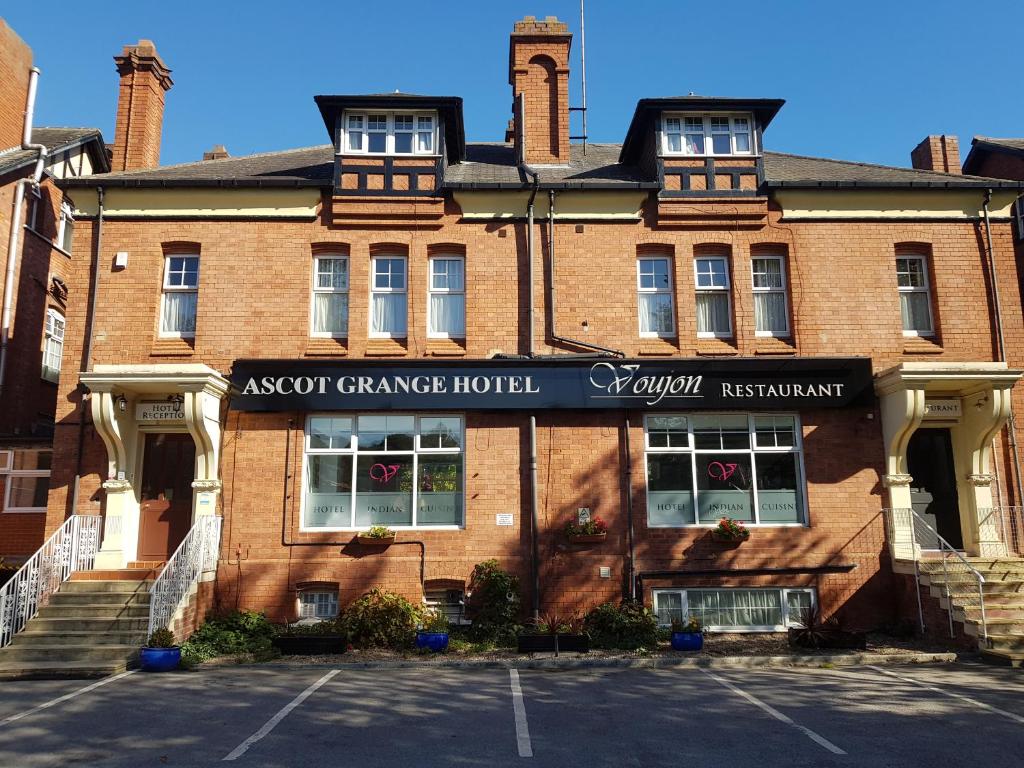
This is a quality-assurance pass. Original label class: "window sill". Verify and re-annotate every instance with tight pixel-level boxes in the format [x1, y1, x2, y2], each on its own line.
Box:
[151, 337, 195, 357]
[426, 338, 466, 357]
[753, 337, 797, 356]
[902, 337, 944, 355]
[695, 338, 738, 356]
[365, 338, 408, 357]
[638, 338, 679, 356]
[304, 338, 348, 357]
[1, 509, 48, 514]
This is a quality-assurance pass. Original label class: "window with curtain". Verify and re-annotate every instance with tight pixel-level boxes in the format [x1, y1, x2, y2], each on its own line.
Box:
[661, 114, 753, 156]
[42, 308, 65, 383]
[344, 111, 437, 155]
[370, 255, 407, 338]
[298, 591, 339, 620]
[896, 255, 934, 336]
[653, 588, 814, 631]
[644, 414, 805, 526]
[637, 257, 675, 337]
[694, 256, 731, 337]
[428, 256, 466, 338]
[311, 255, 349, 337]
[303, 414, 464, 529]
[160, 255, 199, 337]
[751, 255, 789, 337]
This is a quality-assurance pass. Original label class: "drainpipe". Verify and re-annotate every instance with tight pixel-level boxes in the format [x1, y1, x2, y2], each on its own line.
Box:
[0, 67, 48, 399]
[524, 168, 541, 622]
[624, 413, 635, 600]
[982, 189, 1024, 508]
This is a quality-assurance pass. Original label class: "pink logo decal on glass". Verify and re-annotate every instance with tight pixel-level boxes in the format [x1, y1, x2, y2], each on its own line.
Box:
[370, 463, 400, 484]
[707, 461, 738, 482]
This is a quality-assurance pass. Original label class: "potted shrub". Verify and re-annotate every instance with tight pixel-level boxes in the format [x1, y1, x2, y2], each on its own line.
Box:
[670, 615, 704, 652]
[140, 627, 181, 672]
[272, 620, 348, 655]
[356, 525, 396, 546]
[711, 516, 750, 544]
[565, 515, 608, 544]
[415, 609, 450, 652]
[517, 612, 589, 655]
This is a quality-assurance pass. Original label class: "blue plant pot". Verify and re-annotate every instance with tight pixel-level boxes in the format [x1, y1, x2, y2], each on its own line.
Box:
[139, 646, 181, 672]
[416, 631, 449, 652]
[670, 631, 704, 652]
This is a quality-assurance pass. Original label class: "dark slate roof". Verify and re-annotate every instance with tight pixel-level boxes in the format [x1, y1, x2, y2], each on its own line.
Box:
[0, 127, 108, 178]
[962, 137, 1024, 176]
[445, 143, 658, 189]
[973, 137, 1024, 152]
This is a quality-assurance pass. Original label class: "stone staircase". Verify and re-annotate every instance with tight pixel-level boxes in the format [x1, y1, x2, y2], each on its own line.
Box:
[918, 557, 1024, 667]
[0, 573, 155, 679]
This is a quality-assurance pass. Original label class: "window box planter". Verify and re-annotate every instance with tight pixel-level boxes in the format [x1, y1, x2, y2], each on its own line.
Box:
[356, 534, 396, 547]
[567, 532, 607, 544]
[517, 633, 589, 654]
[710, 531, 748, 545]
[415, 631, 450, 652]
[271, 635, 348, 656]
[139, 646, 181, 672]
[670, 631, 704, 652]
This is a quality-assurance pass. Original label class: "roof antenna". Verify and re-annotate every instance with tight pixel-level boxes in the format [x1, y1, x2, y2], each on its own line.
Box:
[570, 0, 588, 155]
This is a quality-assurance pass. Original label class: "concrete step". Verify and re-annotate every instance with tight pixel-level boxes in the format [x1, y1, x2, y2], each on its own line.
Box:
[23, 617, 151, 633]
[0, 661, 127, 680]
[987, 634, 1024, 652]
[980, 648, 1024, 668]
[48, 591, 151, 607]
[70, 569, 159, 581]
[0, 644, 140, 664]
[957, 606, 1024, 621]
[947, 581, 1024, 597]
[964, 618, 1024, 636]
[58, 580, 152, 594]
[8, 630, 148, 646]
[35, 604, 150, 619]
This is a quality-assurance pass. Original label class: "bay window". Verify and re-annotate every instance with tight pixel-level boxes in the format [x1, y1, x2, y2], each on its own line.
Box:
[653, 588, 814, 632]
[694, 256, 731, 337]
[160, 255, 199, 338]
[370, 255, 407, 338]
[751, 255, 789, 337]
[896, 255, 934, 336]
[637, 257, 675, 337]
[344, 112, 436, 155]
[311, 255, 349, 337]
[303, 414, 464, 529]
[662, 114, 753, 156]
[428, 256, 466, 338]
[645, 414, 805, 526]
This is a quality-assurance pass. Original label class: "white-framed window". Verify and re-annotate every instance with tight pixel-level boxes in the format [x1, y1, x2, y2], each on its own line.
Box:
[662, 114, 753, 156]
[644, 414, 806, 527]
[370, 255, 408, 338]
[424, 589, 468, 625]
[302, 414, 464, 530]
[2, 449, 52, 513]
[896, 255, 934, 337]
[428, 256, 466, 338]
[26, 186, 41, 232]
[298, 591, 340, 620]
[653, 588, 815, 632]
[694, 256, 732, 338]
[41, 308, 65, 383]
[344, 112, 437, 156]
[751, 255, 789, 337]
[637, 257, 675, 337]
[311, 255, 349, 338]
[56, 201, 74, 254]
[160, 255, 199, 338]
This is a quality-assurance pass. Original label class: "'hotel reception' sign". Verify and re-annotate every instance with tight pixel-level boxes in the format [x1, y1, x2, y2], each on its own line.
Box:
[230, 357, 873, 412]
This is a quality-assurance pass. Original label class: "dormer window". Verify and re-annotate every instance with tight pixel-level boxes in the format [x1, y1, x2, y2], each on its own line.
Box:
[662, 113, 753, 156]
[344, 111, 436, 156]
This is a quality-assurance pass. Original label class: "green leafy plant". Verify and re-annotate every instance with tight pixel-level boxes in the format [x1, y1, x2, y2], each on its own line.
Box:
[529, 611, 584, 636]
[584, 600, 659, 650]
[342, 588, 423, 648]
[180, 609, 277, 665]
[0, 557, 17, 588]
[670, 615, 702, 633]
[713, 517, 750, 541]
[565, 515, 608, 537]
[145, 627, 177, 648]
[465, 559, 522, 645]
[421, 609, 450, 633]
[361, 525, 395, 539]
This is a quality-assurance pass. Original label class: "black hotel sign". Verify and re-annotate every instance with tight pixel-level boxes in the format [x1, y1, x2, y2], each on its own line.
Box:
[230, 358, 873, 412]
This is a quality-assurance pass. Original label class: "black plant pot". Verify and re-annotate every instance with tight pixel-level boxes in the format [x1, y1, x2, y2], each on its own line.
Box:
[517, 633, 589, 654]
[272, 635, 347, 655]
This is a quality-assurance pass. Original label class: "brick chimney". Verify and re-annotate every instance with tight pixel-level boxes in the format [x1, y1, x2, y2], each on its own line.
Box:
[509, 16, 571, 165]
[202, 144, 229, 161]
[911, 135, 961, 175]
[111, 40, 173, 171]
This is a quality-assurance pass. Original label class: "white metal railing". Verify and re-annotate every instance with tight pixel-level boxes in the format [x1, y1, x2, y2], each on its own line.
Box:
[148, 516, 221, 637]
[985, 506, 1024, 556]
[0, 515, 102, 647]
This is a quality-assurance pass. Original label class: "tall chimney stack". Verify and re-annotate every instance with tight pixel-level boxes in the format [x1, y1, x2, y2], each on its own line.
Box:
[111, 40, 173, 171]
[911, 135, 961, 175]
[509, 16, 572, 166]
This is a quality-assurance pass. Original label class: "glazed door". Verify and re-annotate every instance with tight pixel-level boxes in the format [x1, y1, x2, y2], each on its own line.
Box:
[138, 433, 195, 561]
[906, 428, 963, 550]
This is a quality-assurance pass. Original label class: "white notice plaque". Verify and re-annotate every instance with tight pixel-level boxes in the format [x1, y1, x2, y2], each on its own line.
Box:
[136, 401, 186, 422]
[496, 513, 514, 526]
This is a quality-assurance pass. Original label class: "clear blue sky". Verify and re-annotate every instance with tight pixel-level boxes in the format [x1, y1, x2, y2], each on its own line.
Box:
[5, 1, 1022, 169]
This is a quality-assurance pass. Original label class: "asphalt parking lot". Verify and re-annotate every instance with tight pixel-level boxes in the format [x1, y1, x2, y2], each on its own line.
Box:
[0, 662, 1021, 767]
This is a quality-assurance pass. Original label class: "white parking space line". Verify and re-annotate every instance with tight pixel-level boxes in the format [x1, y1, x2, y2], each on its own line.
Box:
[864, 665, 1024, 726]
[222, 669, 340, 761]
[509, 669, 533, 758]
[0, 670, 136, 727]
[700, 669, 846, 755]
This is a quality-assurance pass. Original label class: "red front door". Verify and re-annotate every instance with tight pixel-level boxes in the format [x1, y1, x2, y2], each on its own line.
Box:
[138, 433, 195, 561]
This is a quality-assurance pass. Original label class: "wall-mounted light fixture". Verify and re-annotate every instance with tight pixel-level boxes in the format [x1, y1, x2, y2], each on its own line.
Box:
[167, 393, 185, 413]
[115, 394, 127, 413]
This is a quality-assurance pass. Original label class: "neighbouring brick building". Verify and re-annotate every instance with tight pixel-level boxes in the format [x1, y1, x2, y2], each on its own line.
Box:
[0, 18, 107, 563]
[29, 15, 1024, 646]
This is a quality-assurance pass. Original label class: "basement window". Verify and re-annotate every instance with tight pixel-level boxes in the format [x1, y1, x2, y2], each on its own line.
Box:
[298, 590, 339, 620]
[653, 588, 814, 632]
[344, 112, 437, 156]
[424, 589, 468, 625]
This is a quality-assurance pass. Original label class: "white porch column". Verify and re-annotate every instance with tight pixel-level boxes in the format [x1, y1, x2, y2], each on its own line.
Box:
[960, 384, 1014, 557]
[88, 390, 141, 569]
[876, 375, 927, 561]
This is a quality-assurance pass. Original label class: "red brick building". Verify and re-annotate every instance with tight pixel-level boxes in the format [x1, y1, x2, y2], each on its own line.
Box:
[16, 16, 1024, 662]
[0, 18, 107, 563]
